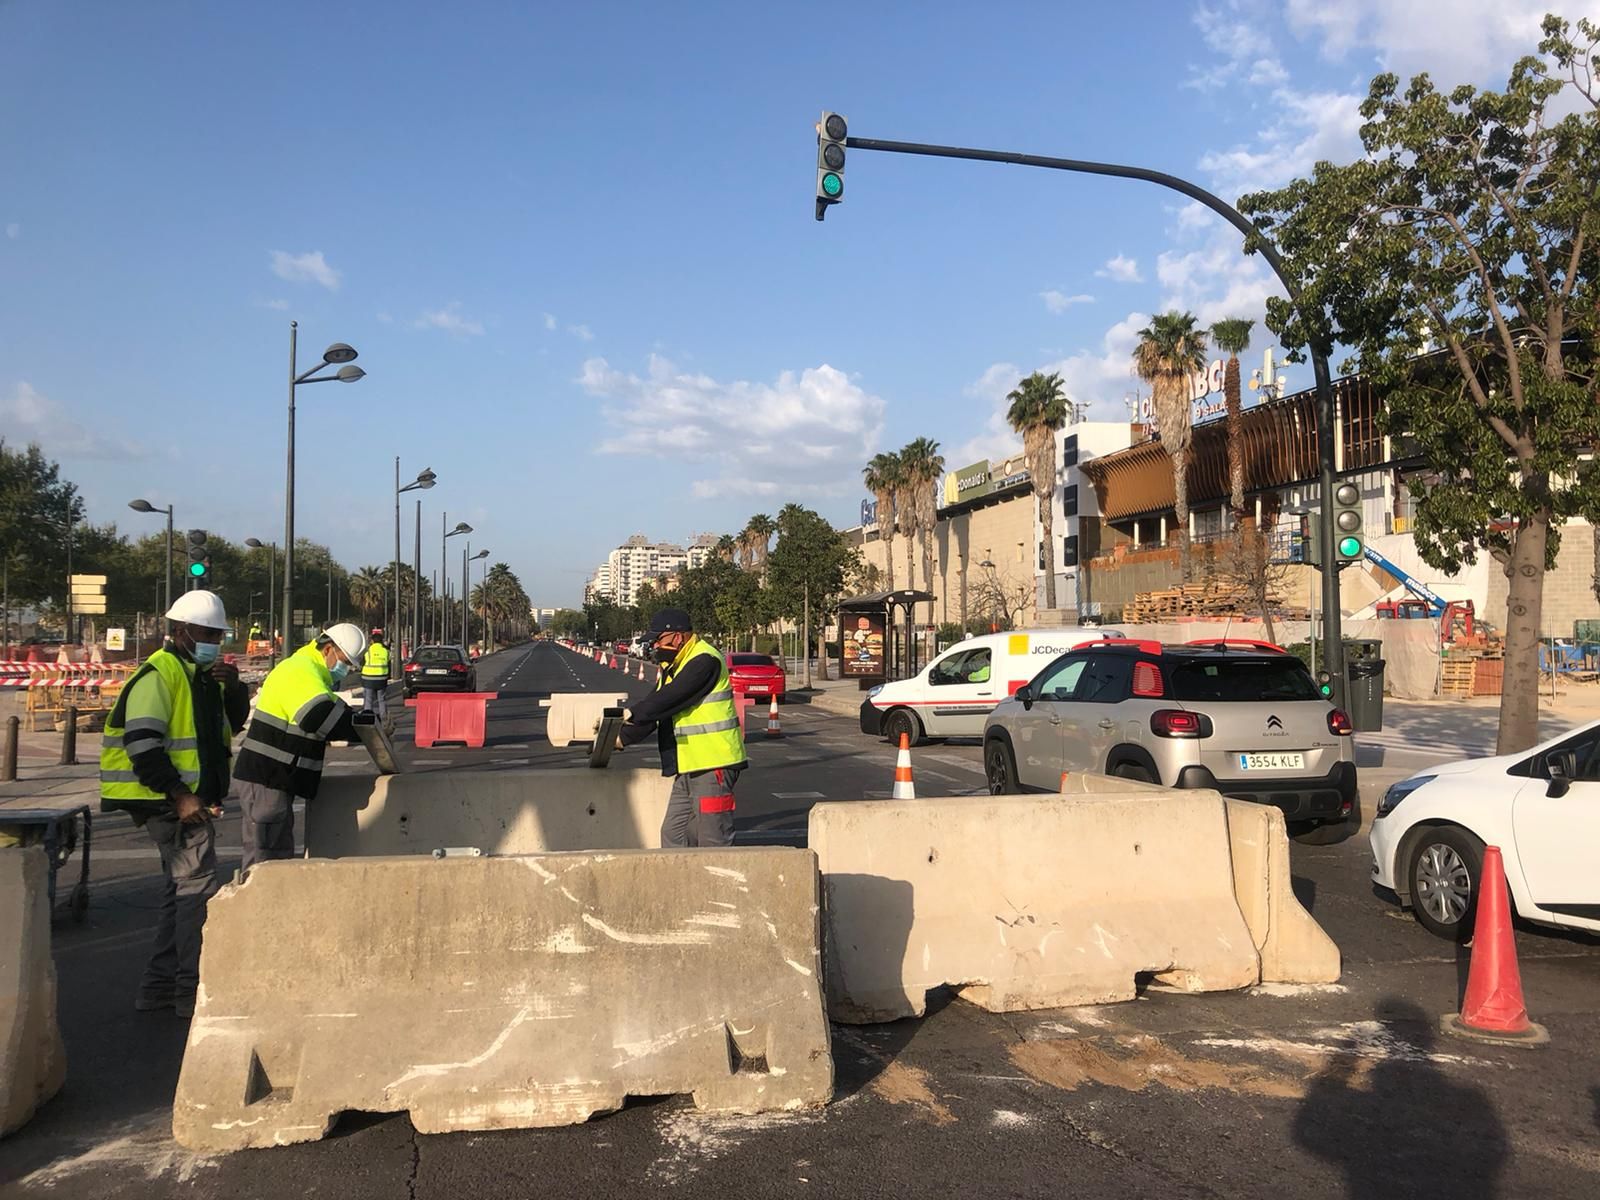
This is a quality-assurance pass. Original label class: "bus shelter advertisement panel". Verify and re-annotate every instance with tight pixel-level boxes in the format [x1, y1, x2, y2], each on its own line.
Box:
[843, 613, 886, 677]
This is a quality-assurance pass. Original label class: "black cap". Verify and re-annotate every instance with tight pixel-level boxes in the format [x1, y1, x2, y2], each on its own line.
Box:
[649, 607, 693, 634]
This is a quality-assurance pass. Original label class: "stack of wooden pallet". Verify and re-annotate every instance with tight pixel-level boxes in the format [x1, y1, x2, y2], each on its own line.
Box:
[1440, 657, 1476, 698]
[1123, 584, 1273, 623]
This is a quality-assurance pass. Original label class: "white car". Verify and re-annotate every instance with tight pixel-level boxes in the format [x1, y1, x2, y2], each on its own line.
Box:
[1370, 720, 1600, 940]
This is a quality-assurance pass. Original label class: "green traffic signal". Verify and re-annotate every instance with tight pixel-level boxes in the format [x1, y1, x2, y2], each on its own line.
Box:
[189, 561, 208, 578]
[821, 172, 843, 198]
[1337, 535, 1362, 558]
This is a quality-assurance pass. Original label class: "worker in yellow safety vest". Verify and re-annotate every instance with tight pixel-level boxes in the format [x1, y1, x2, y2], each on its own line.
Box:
[361, 627, 391, 723]
[617, 607, 747, 847]
[232, 622, 367, 872]
[100, 590, 249, 1018]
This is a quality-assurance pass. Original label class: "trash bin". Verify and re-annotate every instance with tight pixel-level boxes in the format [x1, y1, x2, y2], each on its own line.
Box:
[1344, 638, 1383, 663]
[1346, 658, 1385, 732]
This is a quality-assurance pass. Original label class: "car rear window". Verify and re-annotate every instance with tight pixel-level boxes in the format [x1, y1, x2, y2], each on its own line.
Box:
[731, 654, 777, 667]
[414, 647, 463, 665]
[1167, 657, 1318, 702]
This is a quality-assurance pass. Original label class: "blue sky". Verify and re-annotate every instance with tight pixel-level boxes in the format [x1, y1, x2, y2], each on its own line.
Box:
[1, 0, 1580, 606]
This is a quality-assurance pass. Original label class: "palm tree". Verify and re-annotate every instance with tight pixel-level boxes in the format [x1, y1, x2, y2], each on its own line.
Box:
[1134, 311, 1209, 582]
[739, 514, 775, 575]
[1211, 317, 1255, 524]
[861, 452, 903, 595]
[899, 437, 945, 599]
[714, 534, 738, 563]
[1006, 372, 1070, 613]
[348, 566, 386, 626]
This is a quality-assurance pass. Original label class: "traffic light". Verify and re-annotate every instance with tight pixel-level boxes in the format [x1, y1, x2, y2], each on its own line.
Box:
[187, 529, 210, 582]
[1301, 516, 1323, 568]
[815, 110, 847, 221]
[1333, 482, 1364, 563]
[1316, 669, 1334, 699]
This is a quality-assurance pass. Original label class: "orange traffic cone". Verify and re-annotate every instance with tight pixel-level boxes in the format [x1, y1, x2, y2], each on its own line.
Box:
[892, 732, 915, 799]
[1442, 845, 1548, 1045]
[638, 660, 646, 682]
[765, 695, 783, 738]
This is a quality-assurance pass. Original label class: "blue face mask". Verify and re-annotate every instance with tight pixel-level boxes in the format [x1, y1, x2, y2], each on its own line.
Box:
[191, 640, 222, 667]
[329, 659, 351, 682]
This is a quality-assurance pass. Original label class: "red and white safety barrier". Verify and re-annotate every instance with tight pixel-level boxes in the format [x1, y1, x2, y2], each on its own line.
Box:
[0, 661, 137, 688]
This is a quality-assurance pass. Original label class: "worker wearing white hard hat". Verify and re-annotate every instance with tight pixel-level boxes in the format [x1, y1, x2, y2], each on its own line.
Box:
[99, 590, 250, 1018]
[232, 621, 369, 871]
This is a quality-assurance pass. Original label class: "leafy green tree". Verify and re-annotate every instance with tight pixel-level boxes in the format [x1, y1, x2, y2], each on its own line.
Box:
[1134, 313, 1208, 582]
[1005, 372, 1070, 608]
[0, 439, 86, 609]
[1240, 13, 1600, 753]
[766, 503, 862, 682]
[550, 608, 587, 638]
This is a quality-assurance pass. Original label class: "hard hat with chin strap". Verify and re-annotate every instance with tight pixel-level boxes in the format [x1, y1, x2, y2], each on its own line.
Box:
[165, 590, 229, 631]
[319, 622, 369, 666]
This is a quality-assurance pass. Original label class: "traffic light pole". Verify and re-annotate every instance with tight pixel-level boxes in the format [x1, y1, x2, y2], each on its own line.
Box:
[839, 133, 1346, 706]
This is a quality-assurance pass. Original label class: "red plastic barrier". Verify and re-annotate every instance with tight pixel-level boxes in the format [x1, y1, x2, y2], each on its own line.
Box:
[405, 691, 499, 748]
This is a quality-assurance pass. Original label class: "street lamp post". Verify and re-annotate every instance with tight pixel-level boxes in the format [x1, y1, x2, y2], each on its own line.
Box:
[244, 539, 277, 663]
[127, 499, 174, 614]
[284, 321, 365, 657]
[464, 545, 488, 653]
[442, 518, 471, 644]
[395, 462, 436, 675]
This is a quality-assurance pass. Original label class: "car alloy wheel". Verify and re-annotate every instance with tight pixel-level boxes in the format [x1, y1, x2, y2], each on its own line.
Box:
[1414, 841, 1472, 926]
[985, 740, 1017, 795]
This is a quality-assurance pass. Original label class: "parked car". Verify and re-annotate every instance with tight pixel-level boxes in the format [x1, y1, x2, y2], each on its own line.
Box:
[860, 628, 1124, 745]
[613, 639, 631, 657]
[729, 653, 786, 701]
[1370, 721, 1600, 940]
[982, 638, 1356, 834]
[402, 645, 478, 698]
[628, 635, 650, 658]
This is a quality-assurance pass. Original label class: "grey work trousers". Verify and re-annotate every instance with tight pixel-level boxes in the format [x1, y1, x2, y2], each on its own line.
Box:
[237, 778, 298, 874]
[139, 811, 219, 1006]
[362, 678, 388, 720]
[660, 766, 739, 848]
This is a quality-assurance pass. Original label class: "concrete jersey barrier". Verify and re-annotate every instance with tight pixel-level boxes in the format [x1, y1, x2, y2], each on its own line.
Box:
[809, 790, 1338, 1023]
[1, 847, 66, 1137]
[307, 767, 674, 857]
[172, 849, 833, 1151]
[541, 692, 628, 748]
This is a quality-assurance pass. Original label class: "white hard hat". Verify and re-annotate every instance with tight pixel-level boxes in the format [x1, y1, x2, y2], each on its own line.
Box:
[165, 590, 229, 631]
[320, 622, 369, 666]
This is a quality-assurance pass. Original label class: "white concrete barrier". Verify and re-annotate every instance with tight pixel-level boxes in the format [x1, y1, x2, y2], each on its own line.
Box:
[173, 850, 833, 1151]
[1223, 800, 1341, 984]
[307, 767, 673, 857]
[541, 692, 628, 748]
[1, 847, 66, 1137]
[810, 791, 1337, 1023]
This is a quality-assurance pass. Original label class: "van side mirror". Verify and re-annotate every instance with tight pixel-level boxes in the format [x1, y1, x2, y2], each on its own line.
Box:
[1546, 749, 1575, 798]
[1015, 684, 1034, 710]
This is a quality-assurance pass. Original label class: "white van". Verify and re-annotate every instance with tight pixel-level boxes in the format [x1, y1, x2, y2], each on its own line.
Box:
[859, 628, 1125, 744]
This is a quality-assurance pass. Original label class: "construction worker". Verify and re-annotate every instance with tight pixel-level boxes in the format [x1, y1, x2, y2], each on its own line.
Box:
[248, 620, 264, 643]
[361, 628, 390, 721]
[99, 591, 249, 1018]
[232, 622, 368, 872]
[618, 607, 746, 847]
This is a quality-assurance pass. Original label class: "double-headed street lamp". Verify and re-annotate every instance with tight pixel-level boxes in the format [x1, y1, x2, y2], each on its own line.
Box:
[395, 464, 436, 675]
[244, 538, 277, 662]
[127, 499, 174, 614]
[442, 519, 471, 643]
[284, 322, 365, 652]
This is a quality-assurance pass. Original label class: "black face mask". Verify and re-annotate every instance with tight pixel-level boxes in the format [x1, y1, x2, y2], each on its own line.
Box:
[653, 641, 677, 664]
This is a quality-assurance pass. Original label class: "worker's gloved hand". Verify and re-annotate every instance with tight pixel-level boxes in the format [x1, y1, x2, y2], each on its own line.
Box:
[210, 660, 240, 687]
[615, 735, 626, 751]
[174, 793, 207, 824]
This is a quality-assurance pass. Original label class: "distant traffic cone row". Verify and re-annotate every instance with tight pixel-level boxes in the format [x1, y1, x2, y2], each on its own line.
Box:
[1442, 845, 1548, 1046]
[765, 695, 783, 738]
[892, 732, 915, 799]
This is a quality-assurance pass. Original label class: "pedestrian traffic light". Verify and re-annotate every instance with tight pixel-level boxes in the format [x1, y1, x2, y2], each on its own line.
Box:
[1334, 482, 1364, 563]
[1316, 669, 1334, 699]
[1301, 518, 1323, 568]
[187, 529, 210, 581]
[815, 110, 847, 221]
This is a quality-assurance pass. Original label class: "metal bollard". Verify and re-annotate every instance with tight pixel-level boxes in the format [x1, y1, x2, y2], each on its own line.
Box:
[3, 714, 18, 781]
[60, 706, 78, 766]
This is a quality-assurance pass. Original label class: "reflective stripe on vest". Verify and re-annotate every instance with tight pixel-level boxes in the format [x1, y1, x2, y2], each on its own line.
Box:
[236, 641, 343, 788]
[660, 638, 745, 773]
[100, 648, 228, 804]
[362, 642, 390, 678]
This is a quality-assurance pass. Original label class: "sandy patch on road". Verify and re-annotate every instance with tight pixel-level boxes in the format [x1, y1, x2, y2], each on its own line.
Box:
[869, 1060, 957, 1125]
[1011, 1034, 1308, 1100]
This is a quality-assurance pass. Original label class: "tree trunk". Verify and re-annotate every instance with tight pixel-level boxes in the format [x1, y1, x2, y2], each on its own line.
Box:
[1225, 355, 1244, 519]
[1039, 484, 1056, 613]
[815, 619, 830, 682]
[883, 532, 897, 595]
[1173, 446, 1191, 583]
[1591, 524, 1600, 606]
[1497, 517, 1549, 755]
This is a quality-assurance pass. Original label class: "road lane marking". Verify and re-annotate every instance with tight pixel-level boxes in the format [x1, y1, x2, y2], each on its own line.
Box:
[772, 791, 825, 799]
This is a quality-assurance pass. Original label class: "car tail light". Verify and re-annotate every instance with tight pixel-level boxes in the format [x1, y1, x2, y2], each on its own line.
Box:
[1131, 661, 1164, 698]
[404, 662, 419, 673]
[1328, 709, 1353, 736]
[450, 663, 468, 674]
[1150, 709, 1210, 738]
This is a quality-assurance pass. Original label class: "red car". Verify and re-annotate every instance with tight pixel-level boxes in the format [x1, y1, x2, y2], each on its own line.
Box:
[729, 653, 786, 701]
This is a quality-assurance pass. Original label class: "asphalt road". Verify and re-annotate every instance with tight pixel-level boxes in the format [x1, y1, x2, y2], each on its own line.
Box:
[3, 641, 1598, 1199]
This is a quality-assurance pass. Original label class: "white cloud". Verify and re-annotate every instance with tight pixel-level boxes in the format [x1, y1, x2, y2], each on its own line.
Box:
[1186, 0, 1282, 90]
[542, 312, 558, 331]
[579, 355, 885, 500]
[1283, 0, 1552, 83]
[413, 304, 485, 336]
[263, 298, 290, 311]
[4, 223, 18, 240]
[1095, 254, 1143, 283]
[269, 250, 341, 291]
[2, 381, 146, 460]
[568, 323, 594, 341]
[1040, 290, 1095, 314]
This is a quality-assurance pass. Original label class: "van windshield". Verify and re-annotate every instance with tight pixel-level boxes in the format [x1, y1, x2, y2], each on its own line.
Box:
[1167, 657, 1319, 702]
